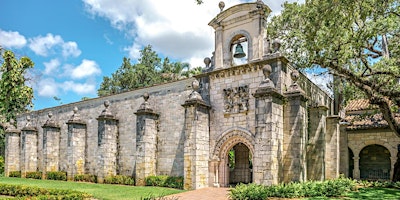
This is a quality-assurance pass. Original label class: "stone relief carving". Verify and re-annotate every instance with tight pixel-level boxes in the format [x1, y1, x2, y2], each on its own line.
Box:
[223, 85, 249, 113]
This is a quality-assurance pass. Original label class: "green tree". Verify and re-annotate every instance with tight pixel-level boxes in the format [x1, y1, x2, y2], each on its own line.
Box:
[268, 0, 400, 135]
[98, 45, 202, 96]
[0, 49, 34, 156]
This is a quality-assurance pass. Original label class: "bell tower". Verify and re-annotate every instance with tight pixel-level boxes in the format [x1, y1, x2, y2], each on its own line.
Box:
[208, 0, 271, 69]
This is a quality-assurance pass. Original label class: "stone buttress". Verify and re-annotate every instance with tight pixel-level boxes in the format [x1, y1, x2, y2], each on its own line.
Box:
[135, 93, 159, 186]
[4, 120, 21, 177]
[42, 112, 61, 178]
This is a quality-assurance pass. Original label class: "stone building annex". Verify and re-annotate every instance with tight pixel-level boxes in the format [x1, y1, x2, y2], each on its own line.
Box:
[4, 1, 400, 190]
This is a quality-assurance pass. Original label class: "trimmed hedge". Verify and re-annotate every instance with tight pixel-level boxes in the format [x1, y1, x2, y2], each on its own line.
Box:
[145, 175, 183, 189]
[0, 183, 92, 199]
[26, 171, 42, 179]
[74, 174, 97, 183]
[46, 171, 67, 181]
[104, 175, 135, 185]
[9, 171, 21, 178]
[230, 177, 357, 200]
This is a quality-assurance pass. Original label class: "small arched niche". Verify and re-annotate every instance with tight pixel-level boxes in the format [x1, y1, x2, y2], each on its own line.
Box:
[230, 34, 248, 66]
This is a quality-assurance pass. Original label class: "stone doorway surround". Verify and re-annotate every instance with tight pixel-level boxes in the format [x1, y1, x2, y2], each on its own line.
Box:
[210, 128, 255, 187]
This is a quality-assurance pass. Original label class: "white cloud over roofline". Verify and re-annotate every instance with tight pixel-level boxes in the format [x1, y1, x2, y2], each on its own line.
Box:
[83, 0, 304, 68]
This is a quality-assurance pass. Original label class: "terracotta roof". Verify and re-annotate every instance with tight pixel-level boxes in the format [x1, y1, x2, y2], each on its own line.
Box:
[345, 99, 377, 112]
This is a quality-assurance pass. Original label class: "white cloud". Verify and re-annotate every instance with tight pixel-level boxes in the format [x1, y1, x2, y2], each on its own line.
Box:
[62, 41, 82, 57]
[83, 0, 304, 68]
[28, 33, 81, 57]
[37, 78, 59, 97]
[43, 59, 61, 75]
[62, 81, 97, 95]
[71, 59, 101, 79]
[0, 29, 27, 48]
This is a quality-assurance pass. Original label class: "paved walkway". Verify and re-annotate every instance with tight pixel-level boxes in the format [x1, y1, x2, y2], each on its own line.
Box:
[164, 187, 231, 200]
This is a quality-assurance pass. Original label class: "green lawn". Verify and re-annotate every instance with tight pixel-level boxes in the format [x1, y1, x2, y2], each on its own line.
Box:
[0, 177, 184, 200]
[301, 187, 400, 200]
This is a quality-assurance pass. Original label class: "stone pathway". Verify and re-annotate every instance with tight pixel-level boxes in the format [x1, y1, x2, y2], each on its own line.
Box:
[163, 187, 231, 200]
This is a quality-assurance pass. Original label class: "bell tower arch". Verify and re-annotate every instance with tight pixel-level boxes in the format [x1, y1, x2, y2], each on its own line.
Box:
[208, 0, 271, 69]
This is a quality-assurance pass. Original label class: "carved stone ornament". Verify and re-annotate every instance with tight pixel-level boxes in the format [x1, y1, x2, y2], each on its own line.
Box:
[259, 64, 275, 88]
[139, 92, 153, 111]
[188, 80, 203, 100]
[45, 112, 56, 125]
[70, 106, 81, 121]
[219, 1, 225, 12]
[289, 70, 301, 91]
[223, 85, 249, 113]
[6, 119, 16, 131]
[100, 100, 113, 117]
[272, 39, 281, 53]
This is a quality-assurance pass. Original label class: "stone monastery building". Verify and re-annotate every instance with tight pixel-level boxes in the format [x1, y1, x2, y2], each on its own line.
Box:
[4, 0, 400, 190]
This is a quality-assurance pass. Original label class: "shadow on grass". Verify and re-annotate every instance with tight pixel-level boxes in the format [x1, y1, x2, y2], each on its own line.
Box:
[345, 187, 400, 200]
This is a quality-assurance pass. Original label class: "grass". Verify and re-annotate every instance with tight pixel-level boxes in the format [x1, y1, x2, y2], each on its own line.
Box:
[0, 177, 184, 200]
[300, 187, 400, 200]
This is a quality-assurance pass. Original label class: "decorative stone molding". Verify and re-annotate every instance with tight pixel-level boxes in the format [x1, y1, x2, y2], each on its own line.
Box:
[223, 85, 249, 113]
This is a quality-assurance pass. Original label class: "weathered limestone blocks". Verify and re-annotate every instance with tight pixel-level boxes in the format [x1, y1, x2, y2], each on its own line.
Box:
[96, 101, 119, 183]
[307, 105, 328, 181]
[182, 80, 210, 190]
[325, 116, 341, 179]
[42, 112, 61, 178]
[66, 107, 87, 180]
[282, 70, 308, 182]
[253, 65, 284, 185]
[20, 116, 38, 178]
[135, 93, 159, 186]
[4, 120, 21, 177]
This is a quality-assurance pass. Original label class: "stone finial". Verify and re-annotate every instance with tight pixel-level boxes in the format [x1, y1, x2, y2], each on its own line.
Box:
[6, 119, 16, 131]
[188, 79, 203, 100]
[256, 0, 264, 9]
[289, 70, 303, 92]
[219, 1, 225, 12]
[25, 115, 32, 127]
[259, 64, 275, 88]
[99, 100, 113, 117]
[272, 39, 281, 53]
[139, 93, 153, 111]
[45, 112, 55, 125]
[204, 57, 211, 68]
[70, 106, 81, 121]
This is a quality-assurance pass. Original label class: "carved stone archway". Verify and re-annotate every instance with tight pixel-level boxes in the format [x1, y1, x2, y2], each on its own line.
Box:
[210, 128, 255, 187]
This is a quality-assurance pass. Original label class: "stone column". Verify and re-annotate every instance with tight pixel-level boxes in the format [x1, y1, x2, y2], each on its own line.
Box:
[307, 105, 328, 181]
[339, 124, 349, 177]
[66, 107, 87, 180]
[96, 101, 119, 183]
[353, 156, 360, 179]
[283, 70, 308, 182]
[135, 93, 159, 186]
[42, 112, 61, 178]
[253, 65, 284, 185]
[4, 120, 20, 177]
[182, 80, 210, 190]
[325, 116, 341, 179]
[20, 117, 38, 177]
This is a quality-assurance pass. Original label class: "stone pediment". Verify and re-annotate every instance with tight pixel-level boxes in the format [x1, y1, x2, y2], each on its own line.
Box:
[208, 2, 271, 29]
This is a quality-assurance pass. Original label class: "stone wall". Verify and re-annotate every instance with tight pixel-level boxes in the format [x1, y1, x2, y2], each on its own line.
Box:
[16, 78, 194, 178]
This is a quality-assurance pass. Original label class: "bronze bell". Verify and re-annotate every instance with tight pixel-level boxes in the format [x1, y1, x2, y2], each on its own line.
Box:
[233, 43, 246, 58]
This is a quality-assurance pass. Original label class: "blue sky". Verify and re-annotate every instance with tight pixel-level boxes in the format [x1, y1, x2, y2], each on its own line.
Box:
[0, 0, 304, 110]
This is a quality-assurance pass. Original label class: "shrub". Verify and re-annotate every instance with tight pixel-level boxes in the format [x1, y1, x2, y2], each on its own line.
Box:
[9, 171, 21, 178]
[229, 177, 356, 199]
[26, 171, 42, 179]
[229, 183, 268, 200]
[145, 175, 184, 189]
[0, 183, 92, 199]
[46, 171, 67, 181]
[0, 156, 4, 175]
[394, 181, 400, 189]
[104, 175, 135, 185]
[74, 174, 97, 183]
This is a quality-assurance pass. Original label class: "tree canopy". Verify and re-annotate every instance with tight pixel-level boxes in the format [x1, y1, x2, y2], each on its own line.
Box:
[97, 45, 202, 96]
[0, 49, 34, 156]
[268, 0, 400, 135]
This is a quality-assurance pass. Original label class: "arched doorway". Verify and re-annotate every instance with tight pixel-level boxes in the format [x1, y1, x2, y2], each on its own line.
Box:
[349, 148, 354, 179]
[228, 143, 252, 185]
[360, 144, 391, 180]
[211, 128, 255, 187]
